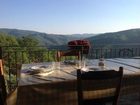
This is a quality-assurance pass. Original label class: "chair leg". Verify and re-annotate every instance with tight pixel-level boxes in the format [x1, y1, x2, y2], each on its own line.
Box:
[0, 93, 4, 105]
[139, 92, 140, 104]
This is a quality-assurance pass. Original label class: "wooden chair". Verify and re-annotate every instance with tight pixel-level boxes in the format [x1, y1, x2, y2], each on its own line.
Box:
[56, 40, 90, 61]
[56, 50, 81, 61]
[0, 48, 17, 105]
[0, 67, 17, 105]
[0, 74, 7, 105]
[77, 67, 123, 105]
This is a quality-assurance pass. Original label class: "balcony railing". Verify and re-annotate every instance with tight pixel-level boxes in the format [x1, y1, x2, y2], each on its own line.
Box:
[0, 46, 140, 90]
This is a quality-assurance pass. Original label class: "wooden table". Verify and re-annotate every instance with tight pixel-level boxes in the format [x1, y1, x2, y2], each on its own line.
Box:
[17, 58, 140, 105]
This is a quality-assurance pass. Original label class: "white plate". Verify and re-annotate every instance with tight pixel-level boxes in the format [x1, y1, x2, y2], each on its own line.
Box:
[29, 65, 52, 74]
[31, 65, 48, 70]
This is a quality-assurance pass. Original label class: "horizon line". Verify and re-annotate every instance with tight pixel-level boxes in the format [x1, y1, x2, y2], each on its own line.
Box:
[0, 27, 140, 35]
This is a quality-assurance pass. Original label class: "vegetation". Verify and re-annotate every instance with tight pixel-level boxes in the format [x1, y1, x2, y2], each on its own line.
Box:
[87, 28, 140, 48]
[0, 28, 90, 48]
[0, 32, 19, 46]
[0, 32, 56, 90]
[1, 28, 140, 49]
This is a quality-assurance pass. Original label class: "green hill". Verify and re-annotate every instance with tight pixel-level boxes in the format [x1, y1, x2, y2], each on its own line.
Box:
[87, 28, 140, 47]
[0, 28, 94, 48]
[0, 28, 140, 49]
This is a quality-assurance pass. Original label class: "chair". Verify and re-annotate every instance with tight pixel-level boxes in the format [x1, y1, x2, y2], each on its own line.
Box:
[0, 74, 7, 105]
[56, 50, 81, 61]
[56, 40, 90, 61]
[0, 67, 17, 105]
[77, 67, 123, 105]
[0, 47, 17, 105]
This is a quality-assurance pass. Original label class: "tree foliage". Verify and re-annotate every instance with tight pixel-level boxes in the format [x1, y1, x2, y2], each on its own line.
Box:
[0, 32, 56, 64]
[0, 32, 19, 46]
[17, 36, 40, 47]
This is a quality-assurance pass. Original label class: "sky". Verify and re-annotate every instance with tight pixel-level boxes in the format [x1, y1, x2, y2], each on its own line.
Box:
[0, 0, 140, 34]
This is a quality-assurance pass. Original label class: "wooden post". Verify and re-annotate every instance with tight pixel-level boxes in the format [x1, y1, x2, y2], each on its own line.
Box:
[0, 47, 4, 75]
[0, 47, 2, 59]
[56, 51, 61, 62]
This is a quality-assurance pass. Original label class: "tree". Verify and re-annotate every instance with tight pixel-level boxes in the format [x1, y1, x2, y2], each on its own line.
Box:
[0, 32, 19, 46]
[17, 36, 40, 47]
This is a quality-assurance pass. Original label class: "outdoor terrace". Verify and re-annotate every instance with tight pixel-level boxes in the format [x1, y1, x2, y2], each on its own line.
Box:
[0, 45, 140, 105]
[1, 46, 140, 88]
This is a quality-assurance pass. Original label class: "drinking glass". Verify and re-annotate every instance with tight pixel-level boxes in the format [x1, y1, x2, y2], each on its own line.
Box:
[52, 61, 61, 71]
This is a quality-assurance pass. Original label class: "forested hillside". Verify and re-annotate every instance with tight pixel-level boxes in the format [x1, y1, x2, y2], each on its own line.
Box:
[0, 32, 40, 47]
[0, 28, 94, 47]
[87, 28, 140, 46]
[0, 28, 140, 49]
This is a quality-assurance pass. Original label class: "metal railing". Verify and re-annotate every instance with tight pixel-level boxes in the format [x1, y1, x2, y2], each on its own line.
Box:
[88, 48, 140, 59]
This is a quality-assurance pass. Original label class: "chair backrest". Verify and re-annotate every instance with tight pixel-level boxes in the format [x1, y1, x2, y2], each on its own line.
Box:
[56, 50, 81, 61]
[77, 67, 123, 105]
[0, 67, 7, 105]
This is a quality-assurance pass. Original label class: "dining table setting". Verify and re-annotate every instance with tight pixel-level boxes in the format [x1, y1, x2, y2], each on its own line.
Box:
[16, 58, 140, 105]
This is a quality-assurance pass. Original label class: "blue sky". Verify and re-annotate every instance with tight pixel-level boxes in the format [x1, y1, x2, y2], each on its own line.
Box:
[0, 0, 140, 34]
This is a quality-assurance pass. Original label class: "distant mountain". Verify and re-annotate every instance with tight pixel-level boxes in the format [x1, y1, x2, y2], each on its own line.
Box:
[1, 28, 140, 49]
[70, 33, 96, 38]
[86, 28, 140, 47]
[0, 28, 94, 48]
